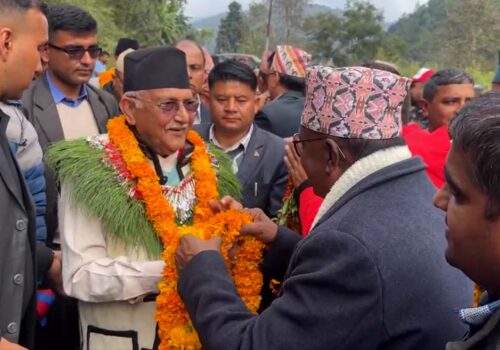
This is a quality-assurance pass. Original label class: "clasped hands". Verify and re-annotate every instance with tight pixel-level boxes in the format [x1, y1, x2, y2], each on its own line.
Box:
[175, 196, 278, 270]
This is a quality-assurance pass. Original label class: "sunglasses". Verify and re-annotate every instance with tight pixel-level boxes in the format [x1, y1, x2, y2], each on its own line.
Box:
[129, 96, 199, 116]
[49, 43, 102, 60]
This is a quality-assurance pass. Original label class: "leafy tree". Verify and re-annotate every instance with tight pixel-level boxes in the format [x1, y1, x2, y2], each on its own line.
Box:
[45, 0, 123, 52]
[339, 0, 384, 64]
[241, 1, 268, 55]
[303, 0, 384, 66]
[45, 0, 189, 51]
[302, 12, 340, 63]
[188, 28, 215, 47]
[440, 0, 500, 69]
[216, 1, 244, 53]
[273, 0, 309, 43]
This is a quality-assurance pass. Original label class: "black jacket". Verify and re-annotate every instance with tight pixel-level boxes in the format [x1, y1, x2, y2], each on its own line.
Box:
[255, 90, 305, 138]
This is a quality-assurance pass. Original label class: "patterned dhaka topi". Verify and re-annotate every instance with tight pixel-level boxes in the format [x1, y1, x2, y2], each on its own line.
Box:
[270, 45, 312, 78]
[301, 66, 411, 140]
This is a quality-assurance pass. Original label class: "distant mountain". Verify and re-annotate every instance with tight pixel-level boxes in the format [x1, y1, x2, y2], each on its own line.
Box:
[387, 0, 446, 62]
[190, 3, 336, 33]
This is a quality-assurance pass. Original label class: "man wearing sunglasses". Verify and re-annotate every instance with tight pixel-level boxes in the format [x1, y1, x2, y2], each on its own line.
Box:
[21, 4, 119, 350]
[175, 66, 472, 350]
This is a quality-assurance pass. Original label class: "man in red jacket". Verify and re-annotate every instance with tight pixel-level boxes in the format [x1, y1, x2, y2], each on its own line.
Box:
[405, 68, 475, 188]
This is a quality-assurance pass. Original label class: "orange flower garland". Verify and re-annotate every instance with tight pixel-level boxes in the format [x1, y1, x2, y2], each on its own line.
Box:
[107, 116, 264, 350]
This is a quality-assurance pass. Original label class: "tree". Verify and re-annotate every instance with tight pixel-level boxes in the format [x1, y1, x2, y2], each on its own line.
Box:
[303, 12, 341, 64]
[216, 1, 244, 53]
[440, 0, 500, 69]
[45, 0, 190, 51]
[189, 29, 215, 47]
[273, 0, 309, 43]
[241, 1, 268, 55]
[303, 0, 384, 66]
[45, 0, 123, 51]
[339, 0, 384, 65]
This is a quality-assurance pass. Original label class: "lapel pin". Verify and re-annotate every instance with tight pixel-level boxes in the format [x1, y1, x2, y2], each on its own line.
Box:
[254, 150, 260, 158]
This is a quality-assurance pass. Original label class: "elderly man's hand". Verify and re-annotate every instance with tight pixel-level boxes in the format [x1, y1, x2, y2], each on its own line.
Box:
[284, 143, 308, 188]
[241, 208, 278, 244]
[176, 235, 222, 270]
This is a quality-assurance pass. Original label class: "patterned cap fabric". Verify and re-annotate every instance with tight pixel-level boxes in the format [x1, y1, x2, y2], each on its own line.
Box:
[301, 66, 411, 140]
[271, 45, 312, 78]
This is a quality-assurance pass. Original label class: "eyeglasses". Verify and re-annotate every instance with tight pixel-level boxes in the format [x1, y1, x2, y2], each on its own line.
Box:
[128, 96, 199, 116]
[292, 133, 346, 160]
[49, 43, 102, 60]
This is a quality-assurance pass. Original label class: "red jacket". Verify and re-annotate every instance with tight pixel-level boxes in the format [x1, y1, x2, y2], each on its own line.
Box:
[405, 125, 450, 188]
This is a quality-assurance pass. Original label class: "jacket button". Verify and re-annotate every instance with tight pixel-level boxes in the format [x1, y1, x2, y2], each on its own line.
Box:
[7, 322, 17, 334]
[16, 219, 26, 231]
[13, 274, 23, 285]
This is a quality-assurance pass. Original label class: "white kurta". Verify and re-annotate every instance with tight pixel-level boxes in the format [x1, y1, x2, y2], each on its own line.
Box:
[59, 152, 186, 350]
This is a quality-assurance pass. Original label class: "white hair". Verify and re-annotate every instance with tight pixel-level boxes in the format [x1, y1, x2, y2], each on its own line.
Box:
[123, 90, 146, 109]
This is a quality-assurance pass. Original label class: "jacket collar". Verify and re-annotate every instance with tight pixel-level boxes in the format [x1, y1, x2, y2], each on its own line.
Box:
[312, 146, 417, 229]
[32, 74, 108, 143]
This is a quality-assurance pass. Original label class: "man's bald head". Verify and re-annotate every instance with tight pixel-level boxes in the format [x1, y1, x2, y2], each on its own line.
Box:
[174, 39, 206, 94]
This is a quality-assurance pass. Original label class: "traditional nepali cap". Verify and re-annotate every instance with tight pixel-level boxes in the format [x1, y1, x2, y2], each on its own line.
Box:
[301, 66, 411, 140]
[124, 47, 190, 93]
[271, 45, 312, 78]
[412, 68, 435, 84]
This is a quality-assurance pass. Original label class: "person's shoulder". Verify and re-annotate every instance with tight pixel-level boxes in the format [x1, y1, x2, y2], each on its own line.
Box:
[192, 123, 211, 137]
[254, 125, 285, 145]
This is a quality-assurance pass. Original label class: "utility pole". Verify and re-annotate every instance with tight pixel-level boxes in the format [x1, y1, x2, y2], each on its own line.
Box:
[265, 0, 273, 51]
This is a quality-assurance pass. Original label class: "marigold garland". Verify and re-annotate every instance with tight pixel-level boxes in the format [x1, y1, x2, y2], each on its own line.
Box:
[107, 116, 264, 350]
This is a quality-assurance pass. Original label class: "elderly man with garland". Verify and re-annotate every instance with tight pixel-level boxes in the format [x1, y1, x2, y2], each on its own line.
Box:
[45, 47, 256, 350]
[176, 66, 473, 350]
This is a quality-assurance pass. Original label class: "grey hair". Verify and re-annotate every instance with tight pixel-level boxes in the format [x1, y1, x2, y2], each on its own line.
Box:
[423, 68, 474, 103]
[449, 90, 500, 219]
[123, 90, 145, 109]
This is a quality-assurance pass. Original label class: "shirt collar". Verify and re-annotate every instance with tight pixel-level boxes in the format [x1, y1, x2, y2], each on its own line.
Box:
[46, 71, 88, 107]
[459, 294, 500, 327]
[209, 123, 254, 153]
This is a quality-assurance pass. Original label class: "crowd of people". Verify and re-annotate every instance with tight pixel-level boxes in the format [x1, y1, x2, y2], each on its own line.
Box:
[1, 1, 500, 350]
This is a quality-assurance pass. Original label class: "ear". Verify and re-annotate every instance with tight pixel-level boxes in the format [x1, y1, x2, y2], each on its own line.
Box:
[324, 139, 343, 175]
[420, 99, 430, 119]
[120, 97, 137, 125]
[0, 27, 14, 62]
[253, 93, 260, 114]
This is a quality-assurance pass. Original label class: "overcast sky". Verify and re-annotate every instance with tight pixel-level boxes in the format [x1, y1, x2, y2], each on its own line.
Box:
[185, 0, 429, 22]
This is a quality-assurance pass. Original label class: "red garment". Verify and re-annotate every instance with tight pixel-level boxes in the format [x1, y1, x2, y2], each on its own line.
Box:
[402, 124, 426, 138]
[405, 125, 450, 188]
[298, 186, 322, 236]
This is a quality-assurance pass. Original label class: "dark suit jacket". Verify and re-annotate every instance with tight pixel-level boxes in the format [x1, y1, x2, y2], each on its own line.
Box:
[21, 74, 119, 245]
[199, 103, 212, 124]
[0, 110, 37, 348]
[255, 90, 305, 138]
[193, 123, 288, 218]
[179, 157, 472, 350]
